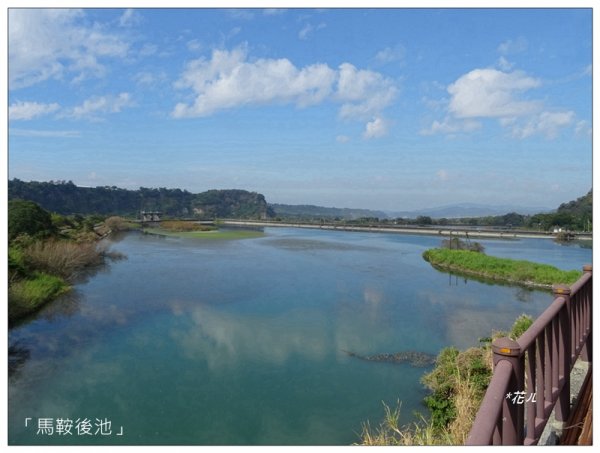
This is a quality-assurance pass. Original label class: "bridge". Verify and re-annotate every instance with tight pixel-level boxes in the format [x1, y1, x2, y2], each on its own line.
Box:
[467, 265, 592, 445]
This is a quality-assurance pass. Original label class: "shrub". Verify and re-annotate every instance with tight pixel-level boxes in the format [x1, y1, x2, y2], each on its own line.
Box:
[22, 239, 106, 282]
[509, 314, 534, 340]
[8, 199, 55, 241]
[105, 216, 129, 232]
[8, 273, 68, 321]
[441, 237, 485, 253]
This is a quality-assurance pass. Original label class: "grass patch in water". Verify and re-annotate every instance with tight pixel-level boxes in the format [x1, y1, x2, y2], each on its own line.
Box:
[423, 248, 581, 288]
[144, 227, 264, 240]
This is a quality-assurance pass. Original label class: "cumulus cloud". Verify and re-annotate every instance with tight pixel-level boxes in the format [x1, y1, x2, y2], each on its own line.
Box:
[511, 111, 575, 139]
[68, 92, 133, 120]
[363, 117, 388, 139]
[424, 66, 580, 139]
[9, 9, 129, 89]
[9, 101, 60, 120]
[448, 68, 541, 118]
[172, 47, 397, 137]
[374, 44, 406, 64]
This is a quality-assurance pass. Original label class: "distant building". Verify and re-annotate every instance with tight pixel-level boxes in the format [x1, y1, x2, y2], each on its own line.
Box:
[141, 211, 161, 222]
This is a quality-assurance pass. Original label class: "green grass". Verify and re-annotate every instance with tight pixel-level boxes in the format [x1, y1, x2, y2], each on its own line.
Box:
[423, 248, 581, 288]
[8, 273, 70, 322]
[143, 227, 264, 240]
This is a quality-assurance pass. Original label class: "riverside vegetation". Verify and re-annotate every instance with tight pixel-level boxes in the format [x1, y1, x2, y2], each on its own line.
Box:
[359, 314, 533, 446]
[8, 200, 126, 323]
[423, 248, 581, 288]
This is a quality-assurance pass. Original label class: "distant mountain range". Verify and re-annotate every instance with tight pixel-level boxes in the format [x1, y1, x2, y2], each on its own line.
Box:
[270, 202, 553, 220]
[270, 203, 388, 220]
[8, 178, 564, 221]
[388, 203, 554, 219]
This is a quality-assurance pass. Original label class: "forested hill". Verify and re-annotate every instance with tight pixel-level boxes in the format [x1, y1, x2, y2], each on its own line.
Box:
[557, 189, 592, 218]
[270, 203, 388, 220]
[8, 179, 275, 219]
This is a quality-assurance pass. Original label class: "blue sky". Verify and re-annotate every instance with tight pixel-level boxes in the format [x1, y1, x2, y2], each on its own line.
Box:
[7, 7, 593, 211]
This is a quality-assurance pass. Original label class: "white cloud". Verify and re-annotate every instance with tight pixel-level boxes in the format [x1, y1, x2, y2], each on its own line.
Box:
[186, 39, 203, 52]
[118, 9, 141, 27]
[374, 45, 406, 64]
[497, 56, 514, 71]
[336, 135, 350, 143]
[448, 69, 541, 118]
[420, 116, 481, 136]
[335, 63, 397, 120]
[575, 120, 592, 138]
[134, 71, 167, 87]
[511, 111, 575, 139]
[497, 36, 528, 55]
[172, 47, 396, 137]
[363, 116, 389, 139]
[298, 22, 326, 40]
[9, 9, 129, 89]
[9, 101, 60, 120]
[68, 93, 133, 120]
[424, 67, 580, 139]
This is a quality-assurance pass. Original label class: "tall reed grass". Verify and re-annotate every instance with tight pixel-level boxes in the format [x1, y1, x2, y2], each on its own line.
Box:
[23, 239, 107, 281]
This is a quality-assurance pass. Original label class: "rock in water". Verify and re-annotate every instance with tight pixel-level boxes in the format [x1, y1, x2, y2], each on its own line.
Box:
[342, 349, 436, 367]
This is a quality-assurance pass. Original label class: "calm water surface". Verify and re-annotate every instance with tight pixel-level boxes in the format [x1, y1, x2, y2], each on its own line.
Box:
[8, 228, 591, 445]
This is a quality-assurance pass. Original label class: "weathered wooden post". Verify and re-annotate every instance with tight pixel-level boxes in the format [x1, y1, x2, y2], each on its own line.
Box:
[491, 337, 524, 444]
[553, 284, 571, 423]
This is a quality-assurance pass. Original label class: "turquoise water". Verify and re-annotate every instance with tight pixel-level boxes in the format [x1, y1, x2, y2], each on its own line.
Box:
[8, 228, 591, 445]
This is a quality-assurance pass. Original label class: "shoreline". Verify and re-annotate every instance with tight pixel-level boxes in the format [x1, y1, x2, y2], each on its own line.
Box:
[220, 219, 592, 241]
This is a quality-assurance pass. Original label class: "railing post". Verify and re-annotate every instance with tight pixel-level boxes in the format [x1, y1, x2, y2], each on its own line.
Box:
[553, 284, 571, 423]
[581, 265, 592, 362]
[491, 337, 524, 444]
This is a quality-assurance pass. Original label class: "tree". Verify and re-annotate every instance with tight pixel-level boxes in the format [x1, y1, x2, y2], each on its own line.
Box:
[416, 215, 433, 225]
[8, 199, 55, 241]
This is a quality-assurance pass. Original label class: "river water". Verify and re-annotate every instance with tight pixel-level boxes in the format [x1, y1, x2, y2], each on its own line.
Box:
[7, 227, 591, 445]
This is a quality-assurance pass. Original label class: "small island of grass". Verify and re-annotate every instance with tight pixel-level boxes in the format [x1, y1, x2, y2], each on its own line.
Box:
[422, 248, 581, 288]
[144, 220, 264, 240]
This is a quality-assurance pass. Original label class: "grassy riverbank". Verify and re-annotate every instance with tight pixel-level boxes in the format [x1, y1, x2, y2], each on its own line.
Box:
[8, 201, 125, 324]
[359, 314, 533, 446]
[422, 248, 581, 288]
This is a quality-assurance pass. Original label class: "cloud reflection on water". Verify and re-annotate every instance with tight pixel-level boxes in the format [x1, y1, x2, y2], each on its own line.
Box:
[171, 304, 330, 370]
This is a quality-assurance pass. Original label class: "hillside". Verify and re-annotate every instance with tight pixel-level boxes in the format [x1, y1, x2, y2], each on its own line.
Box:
[557, 189, 592, 218]
[8, 179, 274, 220]
[270, 203, 388, 220]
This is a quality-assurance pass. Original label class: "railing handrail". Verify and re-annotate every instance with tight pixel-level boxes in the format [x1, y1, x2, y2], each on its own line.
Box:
[516, 296, 565, 351]
[466, 265, 592, 445]
[466, 360, 513, 445]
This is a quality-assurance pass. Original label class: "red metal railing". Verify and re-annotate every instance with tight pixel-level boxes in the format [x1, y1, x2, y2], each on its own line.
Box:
[466, 265, 592, 445]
